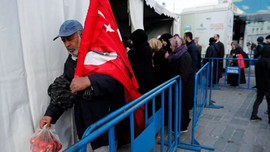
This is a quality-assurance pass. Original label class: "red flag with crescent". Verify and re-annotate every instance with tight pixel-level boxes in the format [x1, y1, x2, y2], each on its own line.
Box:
[75, 0, 144, 135]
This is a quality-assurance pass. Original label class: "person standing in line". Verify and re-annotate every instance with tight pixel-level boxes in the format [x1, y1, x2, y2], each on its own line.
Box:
[149, 38, 170, 86]
[194, 37, 202, 71]
[159, 33, 173, 54]
[204, 37, 221, 85]
[128, 29, 155, 95]
[168, 35, 195, 132]
[250, 45, 270, 123]
[266, 35, 270, 45]
[184, 32, 198, 71]
[214, 34, 225, 81]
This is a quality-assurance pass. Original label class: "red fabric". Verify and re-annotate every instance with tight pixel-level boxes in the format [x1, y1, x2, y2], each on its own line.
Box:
[237, 54, 245, 69]
[75, 0, 144, 135]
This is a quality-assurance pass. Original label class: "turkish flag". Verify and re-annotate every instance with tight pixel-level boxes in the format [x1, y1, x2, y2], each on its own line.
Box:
[75, 0, 144, 135]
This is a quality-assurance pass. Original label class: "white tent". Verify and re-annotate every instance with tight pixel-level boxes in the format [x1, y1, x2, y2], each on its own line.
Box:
[0, 0, 178, 151]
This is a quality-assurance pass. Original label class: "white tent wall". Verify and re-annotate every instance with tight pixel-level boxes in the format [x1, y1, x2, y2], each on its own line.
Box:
[0, 0, 89, 151]
[128, 0, 144, 31]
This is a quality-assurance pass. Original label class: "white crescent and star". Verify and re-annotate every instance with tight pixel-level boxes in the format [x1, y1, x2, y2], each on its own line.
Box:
[97, 10, 122, 41]
[104, 24, 115, 32]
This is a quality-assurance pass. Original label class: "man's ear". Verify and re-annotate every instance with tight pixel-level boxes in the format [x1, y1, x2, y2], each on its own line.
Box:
[80, 31, 83, 37]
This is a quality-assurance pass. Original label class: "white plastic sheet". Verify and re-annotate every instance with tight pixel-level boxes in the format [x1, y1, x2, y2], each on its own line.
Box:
[0, 0, 89, 151]
[128, 0, 144, 31]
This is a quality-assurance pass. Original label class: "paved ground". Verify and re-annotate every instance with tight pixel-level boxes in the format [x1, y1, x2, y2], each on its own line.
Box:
[179, 86, 270, 152]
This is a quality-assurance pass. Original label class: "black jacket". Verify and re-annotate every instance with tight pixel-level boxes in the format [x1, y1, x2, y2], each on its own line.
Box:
[45, 55, 125, 149]
[129, 29, 155, 94]
[186, 40, 198, 71]
[255, 45, 270, 92]
[153, 48, 170, 86]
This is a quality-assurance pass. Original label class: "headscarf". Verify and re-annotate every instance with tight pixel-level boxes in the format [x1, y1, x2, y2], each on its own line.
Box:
[168, 36, 187, 62]
[160, 33, 173, 53]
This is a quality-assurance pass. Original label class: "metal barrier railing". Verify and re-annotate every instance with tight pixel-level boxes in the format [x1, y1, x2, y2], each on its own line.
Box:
[64, 76, 182, 152]
[203, 57, 258, 90]
[64, 61, 229, 152]
[178, 63, 216, 151]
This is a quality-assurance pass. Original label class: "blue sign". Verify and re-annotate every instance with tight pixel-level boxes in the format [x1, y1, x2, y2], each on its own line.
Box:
[226, 66, 240, 74]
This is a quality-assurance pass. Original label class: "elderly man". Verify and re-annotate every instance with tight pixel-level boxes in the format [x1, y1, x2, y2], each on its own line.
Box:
[39, 20, 125, 151]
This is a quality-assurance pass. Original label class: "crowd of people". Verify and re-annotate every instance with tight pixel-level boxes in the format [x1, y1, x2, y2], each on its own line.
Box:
[38, 19, 270, 151]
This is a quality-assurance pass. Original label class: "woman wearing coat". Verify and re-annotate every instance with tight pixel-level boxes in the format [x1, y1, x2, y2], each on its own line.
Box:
[227, 42, 246, 86]
[168, 35, 195, 132]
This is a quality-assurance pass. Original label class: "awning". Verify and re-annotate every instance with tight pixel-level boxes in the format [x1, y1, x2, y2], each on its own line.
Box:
[145, 0, 179, 19]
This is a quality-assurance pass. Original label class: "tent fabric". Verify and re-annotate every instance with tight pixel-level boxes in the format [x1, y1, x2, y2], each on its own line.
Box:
[0, 0, 89, 151]
[145, 0, 178, 18]
[128, 0, 144, 31]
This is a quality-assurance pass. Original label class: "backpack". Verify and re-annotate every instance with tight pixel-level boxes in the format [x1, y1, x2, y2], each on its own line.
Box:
[241, 51, 250, 68]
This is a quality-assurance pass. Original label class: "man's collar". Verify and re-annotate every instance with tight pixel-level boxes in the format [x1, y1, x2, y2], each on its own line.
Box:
[71, 55, 78, 61]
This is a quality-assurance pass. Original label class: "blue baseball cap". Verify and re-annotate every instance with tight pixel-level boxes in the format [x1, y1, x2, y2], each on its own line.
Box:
[53, 20, 83, 41]
[257, 36, 264, 43]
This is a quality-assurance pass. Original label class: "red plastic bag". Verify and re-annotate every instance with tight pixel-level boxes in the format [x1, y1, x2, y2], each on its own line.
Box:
[30, 125, 62, 152]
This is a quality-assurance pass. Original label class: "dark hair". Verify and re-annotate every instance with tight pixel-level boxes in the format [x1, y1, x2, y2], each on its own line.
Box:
[266, 35, 270, 39]
[184, 32, 193, 40]
[216, 34, 220, 38]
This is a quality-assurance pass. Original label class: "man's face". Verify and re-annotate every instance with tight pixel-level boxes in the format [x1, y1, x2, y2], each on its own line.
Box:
[194, 38, 198, 44]
[184, 34, 187, 41]
[214, 35, 218, 41]
[266, 38, 270, 44]
[61, 32, 81, 57]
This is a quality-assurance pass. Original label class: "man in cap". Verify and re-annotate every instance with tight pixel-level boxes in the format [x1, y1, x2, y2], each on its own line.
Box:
[254, 36, 266, 59]
[39, 20, 125, 151]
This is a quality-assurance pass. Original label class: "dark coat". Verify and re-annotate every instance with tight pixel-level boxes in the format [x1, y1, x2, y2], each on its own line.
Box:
[216, 41, 225, 68]
[128, 29, 155, 94]
[254, 43, 267, 59]
[45, 55, 125, 149]
[255, 45, 270, 92]
[205, 42, 219, 58]
[168, 46, 195, 110]
[216, 41, 224, 58]
[196, 44, 202, 70]
[153, 48, 170, 86]
[186, 40, 199, 71]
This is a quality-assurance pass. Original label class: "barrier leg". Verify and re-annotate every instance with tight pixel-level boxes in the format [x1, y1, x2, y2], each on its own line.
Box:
[207, 60, 224, 109]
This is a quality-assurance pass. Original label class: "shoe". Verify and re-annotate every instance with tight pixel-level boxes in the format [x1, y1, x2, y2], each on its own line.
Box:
[181, 129, 188, 133]
[250, 116, 262, 121]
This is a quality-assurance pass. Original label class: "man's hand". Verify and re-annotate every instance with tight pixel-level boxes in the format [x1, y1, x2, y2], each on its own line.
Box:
[40, 116, 52, 129]
[70, 76, 91, 93]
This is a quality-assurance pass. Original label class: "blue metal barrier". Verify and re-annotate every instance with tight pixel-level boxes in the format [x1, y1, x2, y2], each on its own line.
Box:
[64, 76, 182, 152]
[177, 63, 215, 151]
[203, 57, 257, 90]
